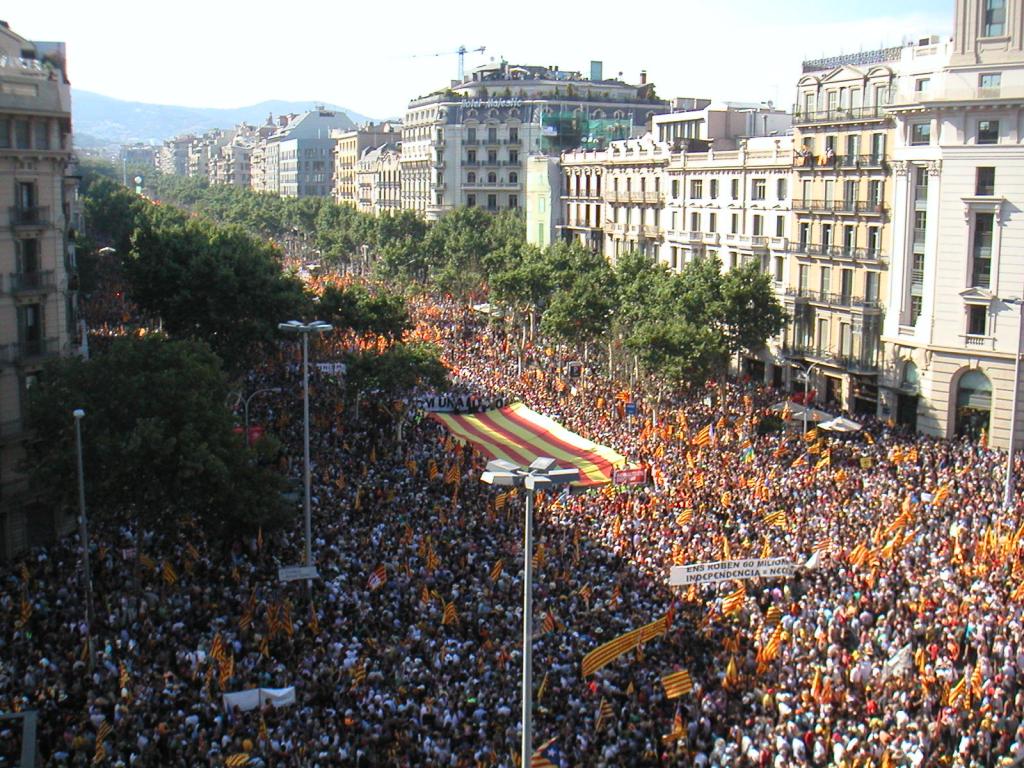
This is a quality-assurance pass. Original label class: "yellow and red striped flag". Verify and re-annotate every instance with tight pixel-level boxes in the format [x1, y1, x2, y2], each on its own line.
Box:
[442, 600, 459, 625]
[722, 584, 746, 615]
[367, 564, 388, 591]
[225, 754, 250, 767]
[489, 559, 504, 582]
[162, 561, 178, 586]
[661, 668, 693, 699]
[595, 697, 615, 732]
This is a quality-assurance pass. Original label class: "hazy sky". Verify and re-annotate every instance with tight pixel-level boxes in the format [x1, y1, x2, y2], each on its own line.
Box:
[11, 0, 952, 118]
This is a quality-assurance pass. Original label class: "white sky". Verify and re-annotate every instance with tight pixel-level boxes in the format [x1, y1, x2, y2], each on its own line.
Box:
[10, 0, 952, 118]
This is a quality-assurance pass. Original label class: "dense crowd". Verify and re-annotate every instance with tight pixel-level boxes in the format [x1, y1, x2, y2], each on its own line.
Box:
[2, 288, 1023, 768]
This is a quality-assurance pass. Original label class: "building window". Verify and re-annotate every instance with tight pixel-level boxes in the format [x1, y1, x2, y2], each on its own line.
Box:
[671, 180, 679, 198]
[967, 305, 988, 336]
[731, 178, 739, 199]
[487, 172, 496, 183]
[487, 194, 497, 211]
[487, 127, 498, 143]
[467, 194, 476, 208]
[752, 178, 766, 201]
[911, 123, 931, 145]
[509, 172, 518, 183]
[467, 150, 477, 163]
[690, 211, 700, 231]
[798, 265, 809, 291]
[690, 179, 703, 199]
[14, 119, 29, 149]
[978, 120, 999, 144]
[752, 214, 763, 236]
[487, 150, 497, 164]
[976, 167, 995, 195]
[730, 213, 739, 234]
[972, 213, 994, 288]
[776, 178, 787, 200]
[509, 195, 518, 209]
[915, 78, 930, 95]
[984, 0, 1006, 36]
[979, 73, 1002, 94]
[776, 216, 785, 238]
[509, 150, 519, 164]
[774, 256, 784, 282]
[820, 266, 831, 294]
[467, 172, 476, 183]
[466, 127, 477, 143]
[710, 179, 719, 199]
[709, 212, 717, 232]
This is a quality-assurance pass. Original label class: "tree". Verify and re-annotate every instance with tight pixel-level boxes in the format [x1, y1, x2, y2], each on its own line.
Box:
[343, 343, 448, 400]
[124, 215, 309, 371]
[538, 243, 616, 352]
[318, 284, 411, 340]
[26, 337, 287, 541]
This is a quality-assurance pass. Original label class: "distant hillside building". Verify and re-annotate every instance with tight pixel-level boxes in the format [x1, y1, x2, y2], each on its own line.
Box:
[354, 143, 401, 215]
[401, 61, 670, 220]
[157, 135, 192, 176]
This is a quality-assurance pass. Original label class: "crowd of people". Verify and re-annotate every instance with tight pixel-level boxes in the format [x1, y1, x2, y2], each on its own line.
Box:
[1, 283, 1023, 767]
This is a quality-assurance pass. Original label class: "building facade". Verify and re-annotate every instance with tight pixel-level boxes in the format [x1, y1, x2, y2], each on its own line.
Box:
[354, 143, 401, 215]
[401, 61, 669, 221]
[882, 0, 1024, 449]
[332, 122, 400, 207]
[157, 135, 192, 176]
[0, 21, 79, 557]
[263, 109, 354, 198]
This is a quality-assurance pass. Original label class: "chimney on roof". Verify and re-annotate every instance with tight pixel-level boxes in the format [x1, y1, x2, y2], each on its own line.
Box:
[0, 21, 9, 29]
[640, 70, 647, 85]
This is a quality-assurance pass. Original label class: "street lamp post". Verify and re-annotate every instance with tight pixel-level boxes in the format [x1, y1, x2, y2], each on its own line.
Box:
[792, 362, 821, 434]
[72, 409, 95, 671]
[241, 387, 283, 448]
[1003, 297, 1024, 509]
[278, 321, 333, 583]
[481, 458, 579, 767]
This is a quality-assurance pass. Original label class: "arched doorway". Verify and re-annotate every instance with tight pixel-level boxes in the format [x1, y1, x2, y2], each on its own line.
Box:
[955, 369, 992, 440]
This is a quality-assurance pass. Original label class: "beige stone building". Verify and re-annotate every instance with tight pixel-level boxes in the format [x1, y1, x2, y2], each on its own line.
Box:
[0, 21, 79, 558]
[785, 50, 900, 413]
[332, 122, 400, 207]
[354, 143, 401, 215]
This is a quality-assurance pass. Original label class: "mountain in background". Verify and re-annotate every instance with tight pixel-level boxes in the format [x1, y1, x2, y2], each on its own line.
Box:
[72, 89, 383, 147]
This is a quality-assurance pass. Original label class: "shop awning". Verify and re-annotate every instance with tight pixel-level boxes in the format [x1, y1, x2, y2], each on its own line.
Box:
[431, 402, 626, 486]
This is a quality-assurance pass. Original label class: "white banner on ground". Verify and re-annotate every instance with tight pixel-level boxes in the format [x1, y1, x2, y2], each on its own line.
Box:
[669, 558, 796, 586]
[222, 686, 296, 712]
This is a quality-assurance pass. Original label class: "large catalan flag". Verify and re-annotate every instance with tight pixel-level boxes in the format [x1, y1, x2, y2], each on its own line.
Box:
[430, 403, 625, 486]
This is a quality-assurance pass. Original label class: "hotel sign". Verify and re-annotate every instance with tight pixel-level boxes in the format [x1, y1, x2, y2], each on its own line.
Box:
[462, 98, 523, 108]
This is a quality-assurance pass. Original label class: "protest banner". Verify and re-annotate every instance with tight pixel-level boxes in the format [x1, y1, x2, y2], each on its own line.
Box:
[668, 558, 796, 586]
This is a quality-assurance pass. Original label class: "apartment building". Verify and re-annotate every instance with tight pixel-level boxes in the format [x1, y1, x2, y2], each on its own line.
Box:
[402, 60, 669, 220]
[0, 21, 79, 558]
[157, 135, 192, 176]
[881, 0, 1024, 449]
[332, 122, 400, 207]
[262, 108, 354, 198]
[354, 143, 401, 215]
[653, 100, 791, 151]
[783, 49, 902, 414]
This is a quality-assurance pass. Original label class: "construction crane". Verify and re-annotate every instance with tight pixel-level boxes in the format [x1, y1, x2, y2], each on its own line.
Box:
[410, 45, 487, 81]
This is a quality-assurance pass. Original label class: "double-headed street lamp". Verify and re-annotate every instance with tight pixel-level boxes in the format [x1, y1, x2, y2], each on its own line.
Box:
[72, 409, 95, 671]
[792, 362, 822, 434]
[238, 387, 282, 448]
[481, 457, 578, 767]
[278, 320, 332, 581]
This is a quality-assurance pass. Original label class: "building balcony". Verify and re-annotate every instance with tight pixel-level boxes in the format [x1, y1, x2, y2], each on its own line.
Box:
[793, 199, 887, 216]
[785, 286, 884, 312]
[9, 206, 50, 230]
[0, 338, 61, 366]
[603, 189, 665, 205]
[791, 242, 888, 265]
[791, 105, 889, 125]
[782, 344, 880, 373]
[638, 224, 662, 239]
[727, 233, 770, 250]
[769, 236, 789, 251]
[504, 137, 521, 145]
[7, 270, 55, 294]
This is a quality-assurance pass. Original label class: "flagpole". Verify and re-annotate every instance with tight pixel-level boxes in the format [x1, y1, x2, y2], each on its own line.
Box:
[73, 409, 95, 672]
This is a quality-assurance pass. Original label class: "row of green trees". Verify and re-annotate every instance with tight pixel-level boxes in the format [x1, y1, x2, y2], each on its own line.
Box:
[26, 164, 447, 539]
[142, 174, 786, 392]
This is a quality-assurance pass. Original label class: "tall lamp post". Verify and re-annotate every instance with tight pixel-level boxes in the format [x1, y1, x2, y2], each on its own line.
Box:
[240, 387, 283, 448]
[792, 362, 822, 434]
[72, 409, 95, 671]
[278, 321, 333, 582]
[481, 457, 579, 766]
[1003, 297, 1024, 509]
